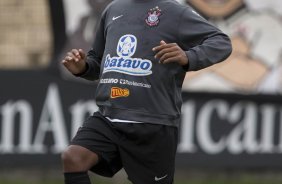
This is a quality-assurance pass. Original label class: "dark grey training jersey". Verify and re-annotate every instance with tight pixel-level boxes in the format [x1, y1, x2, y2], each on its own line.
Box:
[78, 0, 232, 126]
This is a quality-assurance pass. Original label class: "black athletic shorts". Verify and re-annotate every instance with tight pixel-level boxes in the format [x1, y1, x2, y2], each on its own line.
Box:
[70, 112, 178, 184]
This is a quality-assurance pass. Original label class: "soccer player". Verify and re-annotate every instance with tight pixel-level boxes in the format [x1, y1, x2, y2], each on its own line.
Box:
[61, 0, 232, 183]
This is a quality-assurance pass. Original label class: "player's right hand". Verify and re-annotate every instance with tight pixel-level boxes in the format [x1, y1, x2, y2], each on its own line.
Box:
[62, 49, 87, 75]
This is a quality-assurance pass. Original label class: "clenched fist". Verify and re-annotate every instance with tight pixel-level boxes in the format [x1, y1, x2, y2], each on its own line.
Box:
[62, 49, 87, 75]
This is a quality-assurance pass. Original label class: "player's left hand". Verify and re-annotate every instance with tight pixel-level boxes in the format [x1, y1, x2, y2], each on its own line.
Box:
[153, 40, 188, 66]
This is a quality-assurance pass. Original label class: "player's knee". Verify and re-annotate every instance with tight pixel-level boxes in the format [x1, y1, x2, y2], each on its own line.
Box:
[61, 148, 76, 166]
[62, 148, 87, 172]
[61, 145, 99, 172]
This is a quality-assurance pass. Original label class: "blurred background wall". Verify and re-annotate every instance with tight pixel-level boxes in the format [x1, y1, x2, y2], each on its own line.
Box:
[1, 0, 282, 184]
[0, 0, 52, 69]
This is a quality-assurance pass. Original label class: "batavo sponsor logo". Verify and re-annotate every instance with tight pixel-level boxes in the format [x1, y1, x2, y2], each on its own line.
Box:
[103, 34, 153, 76]
[110, 87, 130, 98]
[103, 54, 152, 76]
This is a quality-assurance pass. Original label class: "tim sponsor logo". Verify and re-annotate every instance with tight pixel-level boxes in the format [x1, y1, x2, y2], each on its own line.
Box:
[110, 87, 130, 98]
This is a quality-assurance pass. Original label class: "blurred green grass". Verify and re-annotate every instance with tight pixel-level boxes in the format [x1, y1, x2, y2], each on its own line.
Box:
[2, 169, 282, 184]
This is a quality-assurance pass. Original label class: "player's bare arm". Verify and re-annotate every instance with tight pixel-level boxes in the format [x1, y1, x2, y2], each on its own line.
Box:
[62, 49, 87, 75]
[153, 40, 189, 66]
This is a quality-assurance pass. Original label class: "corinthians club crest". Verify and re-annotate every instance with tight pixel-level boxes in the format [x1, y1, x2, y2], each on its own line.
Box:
[145, 6, 162, 26]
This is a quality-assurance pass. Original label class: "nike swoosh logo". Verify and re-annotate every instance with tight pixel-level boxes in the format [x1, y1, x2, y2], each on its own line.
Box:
[154, 174, 168, 181]
[112, 15, 123, 21]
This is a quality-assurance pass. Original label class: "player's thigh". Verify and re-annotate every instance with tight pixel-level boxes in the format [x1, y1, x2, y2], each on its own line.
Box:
[119, 123, 178, 184]
[68, 114, 123, 177]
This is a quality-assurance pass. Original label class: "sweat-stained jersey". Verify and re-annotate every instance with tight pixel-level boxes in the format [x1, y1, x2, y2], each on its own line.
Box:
[77, 0, 232, 127]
